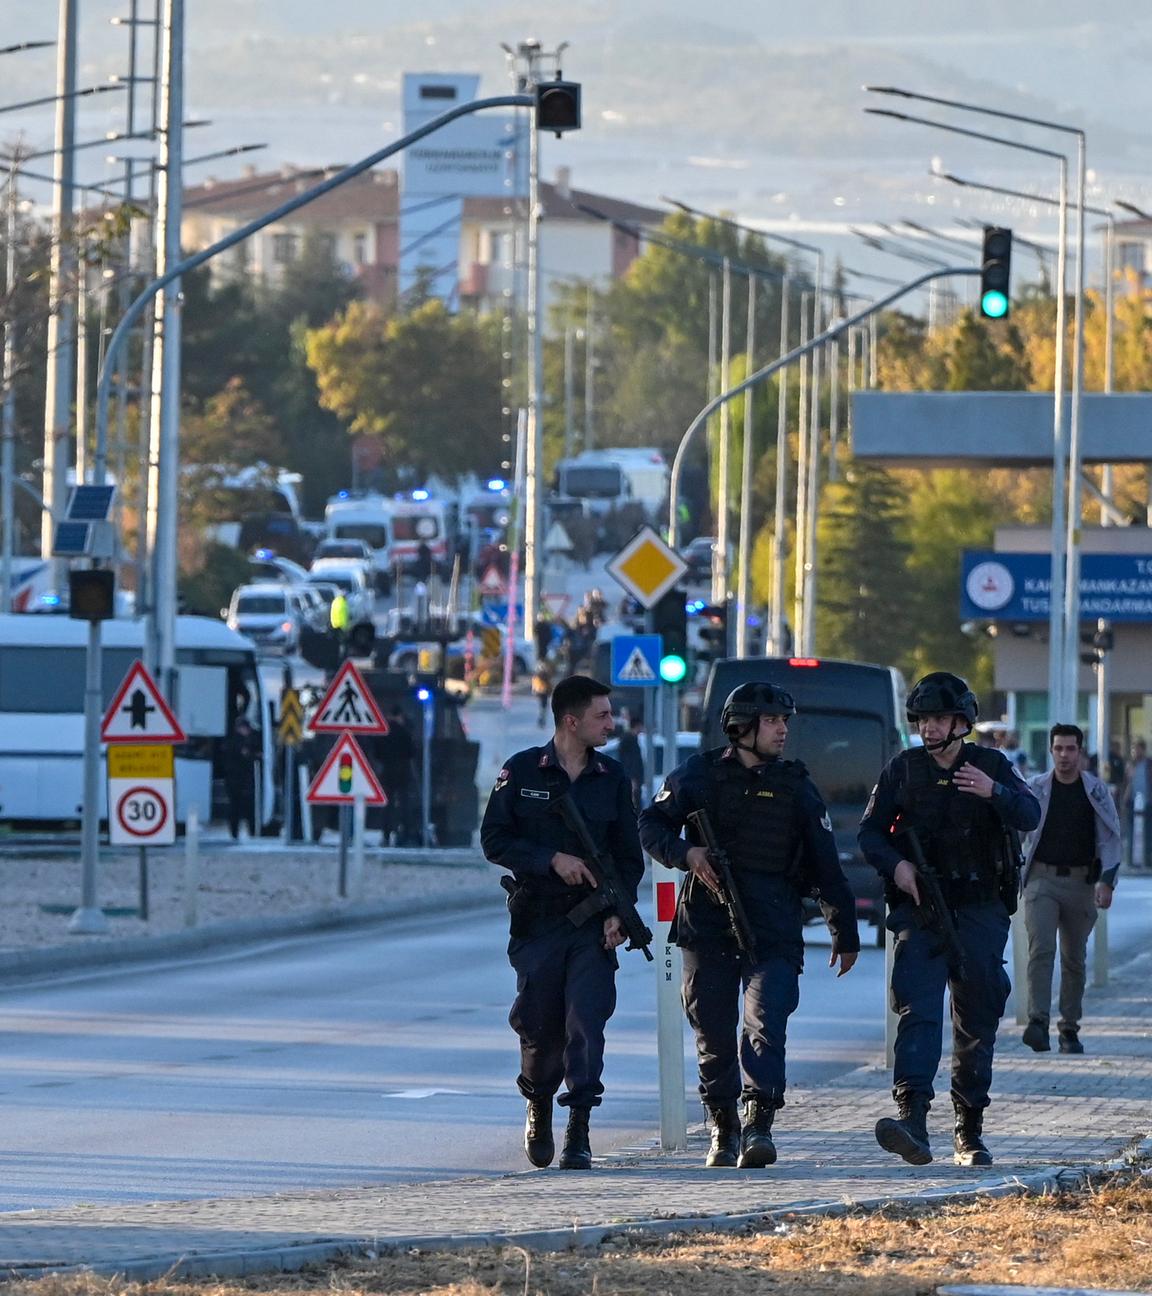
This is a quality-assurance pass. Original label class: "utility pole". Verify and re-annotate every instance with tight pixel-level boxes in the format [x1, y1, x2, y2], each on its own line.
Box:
[735, 274, 756, 655]
[504, 38, 568, 637]
[769, 275, 790, 655]
[1, 168, 18, 614]
[712, 257, 732, 603]
[41, 0, 78, 591]
[145, 0, 184, 691]
[563, 317, 575, 457]
[583, 283, 595, 451]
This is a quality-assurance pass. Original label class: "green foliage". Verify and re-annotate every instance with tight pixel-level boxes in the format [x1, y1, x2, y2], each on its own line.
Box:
[178, 542, 252, 619]
[305, 298, 505, 482]
[814, 464, 914, 670]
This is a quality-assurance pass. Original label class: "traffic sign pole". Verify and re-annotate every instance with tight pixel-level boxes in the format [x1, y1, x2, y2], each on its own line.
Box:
[71, 619, 109, 934]
[654, 674, 687, 1151]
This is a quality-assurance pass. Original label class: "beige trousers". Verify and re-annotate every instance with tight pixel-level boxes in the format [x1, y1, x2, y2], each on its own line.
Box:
[1023, 862, 1098, 1032]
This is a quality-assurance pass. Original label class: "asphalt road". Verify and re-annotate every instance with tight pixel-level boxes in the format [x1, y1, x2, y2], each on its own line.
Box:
[2, 876, 1149, 1213]
[0, 901, 889, 1213]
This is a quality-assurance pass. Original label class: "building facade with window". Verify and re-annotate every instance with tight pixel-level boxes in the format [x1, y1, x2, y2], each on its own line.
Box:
[1115, 216, 1152, 285]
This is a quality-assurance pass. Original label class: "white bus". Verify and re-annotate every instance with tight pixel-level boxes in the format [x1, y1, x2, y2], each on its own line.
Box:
[0, 614, 273, 830]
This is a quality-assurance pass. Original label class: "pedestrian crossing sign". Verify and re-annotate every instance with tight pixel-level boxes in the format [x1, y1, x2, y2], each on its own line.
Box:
[611, 634, 663, 688]
[309, 660, 389, 735]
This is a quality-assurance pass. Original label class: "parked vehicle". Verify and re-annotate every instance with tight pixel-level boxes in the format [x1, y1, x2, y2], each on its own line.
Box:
[0, 613, 273, 829]
[324, 494, 393, 592]
[551, 453, 631, 517]
[311, 537, 374, 565]
[598, 446, 670, 519]
[247, 550, 311, 586]
[389, 495, 451, 575]
[226, 583, 303, 654]
[700, 656, 909, 943]
[304, 563, 375, 626]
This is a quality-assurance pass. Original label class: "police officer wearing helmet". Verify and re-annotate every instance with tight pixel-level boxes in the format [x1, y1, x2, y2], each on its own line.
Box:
[640, 681, 860, 1169]
[481, 674, 644, 1172]
[859, 671, 1040, 1168]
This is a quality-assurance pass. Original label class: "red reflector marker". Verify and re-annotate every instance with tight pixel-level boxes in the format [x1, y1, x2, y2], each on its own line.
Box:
[656, 880, 677, 923]
[788, 657, 820, 667]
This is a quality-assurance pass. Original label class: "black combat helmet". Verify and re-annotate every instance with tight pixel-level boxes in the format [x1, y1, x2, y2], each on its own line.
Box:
[906, 671, 979, 726]
[721, 681, 797, 735]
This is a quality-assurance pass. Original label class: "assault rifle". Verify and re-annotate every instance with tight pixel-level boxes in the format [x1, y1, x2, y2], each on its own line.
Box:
[687, 809, 758, 966]
[897, 825, 967, 981]
[552, 794, 654, 960]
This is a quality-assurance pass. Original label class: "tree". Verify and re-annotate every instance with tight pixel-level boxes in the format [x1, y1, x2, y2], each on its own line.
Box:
[305, 298, 505, 482]
[814, 463, 914, 670]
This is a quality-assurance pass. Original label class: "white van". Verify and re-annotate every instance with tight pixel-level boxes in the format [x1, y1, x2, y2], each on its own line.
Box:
[0, 614, 273, 829]
[324, 494, 393, 591]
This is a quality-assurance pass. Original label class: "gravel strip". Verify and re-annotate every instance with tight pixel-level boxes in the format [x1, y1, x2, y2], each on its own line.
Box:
[0, 844, 495, 952]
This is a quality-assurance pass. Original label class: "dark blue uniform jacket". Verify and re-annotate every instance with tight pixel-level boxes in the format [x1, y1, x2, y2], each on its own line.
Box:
[639, 746, 860, 961]
[858, 742, 1041, 880]
[481, 740, 645, 906]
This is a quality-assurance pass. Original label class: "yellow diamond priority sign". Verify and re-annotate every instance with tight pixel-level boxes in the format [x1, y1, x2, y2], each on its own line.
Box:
[606, 525, 688, 610]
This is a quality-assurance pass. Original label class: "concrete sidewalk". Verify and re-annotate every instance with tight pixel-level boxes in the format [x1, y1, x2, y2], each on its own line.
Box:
[3, 949, 1150, 1282]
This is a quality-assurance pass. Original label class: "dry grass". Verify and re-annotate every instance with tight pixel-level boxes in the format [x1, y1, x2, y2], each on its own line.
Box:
[7, 1172, 1152, 1296]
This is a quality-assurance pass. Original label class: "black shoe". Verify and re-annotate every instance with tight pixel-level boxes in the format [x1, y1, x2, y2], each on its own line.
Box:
[737, 1096, 777, 1168]
[557, 1107, 592, 1170]
[953, 1103, 993, 1167]
[1022, 1019, 1051, 1052]
[875, 1094, 933, 1165]
[524, 1098, 554, 1168]
[703, 1101, 740, 1168]
[1058, 1028, 1084, 1054]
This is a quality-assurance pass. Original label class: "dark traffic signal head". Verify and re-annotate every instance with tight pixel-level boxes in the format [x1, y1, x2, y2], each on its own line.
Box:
[535, 79, 581, 137]
[979, 226, 1012, 320]
[696, 601, 730, 664]
[69, 568, 115, 621]
[651, 586, 688, 683]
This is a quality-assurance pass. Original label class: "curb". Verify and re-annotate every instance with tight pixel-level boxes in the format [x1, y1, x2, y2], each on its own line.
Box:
[0, 881, 500, 982]
[11, 1146, 1151, 1283]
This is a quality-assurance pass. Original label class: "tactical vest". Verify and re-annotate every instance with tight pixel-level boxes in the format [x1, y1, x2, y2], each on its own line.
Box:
[894, 744, 1003, 892]
[713, 754, 805, 875]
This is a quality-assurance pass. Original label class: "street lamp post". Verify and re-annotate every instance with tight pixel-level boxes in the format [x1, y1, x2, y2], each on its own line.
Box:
[865, 103, 1073, 723]
[868, 83, 1089, 724]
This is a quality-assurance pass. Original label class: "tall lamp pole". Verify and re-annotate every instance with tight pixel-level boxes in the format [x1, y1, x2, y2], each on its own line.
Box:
[868, 84, 1088, 723]
[865, 103, 1072, 724]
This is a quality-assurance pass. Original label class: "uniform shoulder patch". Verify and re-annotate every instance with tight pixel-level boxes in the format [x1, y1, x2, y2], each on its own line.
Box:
[654, 786, 672, 803]
[820, 811, 833, 833]
[493, 768, 510, 791]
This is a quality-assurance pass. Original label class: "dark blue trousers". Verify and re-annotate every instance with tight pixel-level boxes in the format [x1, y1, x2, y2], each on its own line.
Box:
[889, 898, 1011, 1110]
[508, 919, 618, 1109]
[682, 943, 800, 1107]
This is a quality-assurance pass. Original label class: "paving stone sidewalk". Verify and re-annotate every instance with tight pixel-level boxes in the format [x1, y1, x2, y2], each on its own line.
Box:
[3, 950, 1150, 1282]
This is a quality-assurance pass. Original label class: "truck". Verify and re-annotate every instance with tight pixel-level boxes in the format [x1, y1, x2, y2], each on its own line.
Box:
[551, 448, 669, 521]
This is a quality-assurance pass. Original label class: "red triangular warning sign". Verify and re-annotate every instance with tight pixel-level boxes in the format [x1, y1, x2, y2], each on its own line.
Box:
[309, 660, 389, 734]
[306, 733, 388, 805]
[101, 660, 187, 744]
[480, 564, 506, 595]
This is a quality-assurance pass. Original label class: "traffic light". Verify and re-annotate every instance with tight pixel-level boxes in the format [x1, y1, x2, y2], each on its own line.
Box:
[697, 602, 730, 663]
[979, 226, 1012, 320]
[337, 750, 354, 795]
[651, 586, 688, 684]
[535, 78, 581, 137]
[68, 568, 115, 621]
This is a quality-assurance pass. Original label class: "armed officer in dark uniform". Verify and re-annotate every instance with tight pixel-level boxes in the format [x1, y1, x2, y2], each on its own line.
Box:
[859, 672, 1040, 1168]
[481, 674, 645, 1172]
[640, 682, 860, 1169]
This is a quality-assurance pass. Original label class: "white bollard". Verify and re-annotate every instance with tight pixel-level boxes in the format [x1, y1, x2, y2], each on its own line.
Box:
[183, 804, 200, 928]
[1010, 909, 1029, 1024]
[652, 860, 687, 1152]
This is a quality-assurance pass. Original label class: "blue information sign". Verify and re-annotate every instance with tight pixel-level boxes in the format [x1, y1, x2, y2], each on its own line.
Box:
[611, 634, 663, 687]
[961, 550, 1152, 622]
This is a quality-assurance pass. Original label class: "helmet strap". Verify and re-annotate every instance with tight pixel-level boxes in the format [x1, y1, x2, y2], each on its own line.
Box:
[922, 714, 972, 754]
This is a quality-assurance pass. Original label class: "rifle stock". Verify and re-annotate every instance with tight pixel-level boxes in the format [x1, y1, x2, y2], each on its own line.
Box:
[898, 826, 967, 980]
[553, 795, 654, 961]
[687, 809, 758, 966]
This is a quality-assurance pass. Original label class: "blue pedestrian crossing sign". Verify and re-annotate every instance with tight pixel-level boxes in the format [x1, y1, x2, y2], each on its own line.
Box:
[611, 634, 663, 687]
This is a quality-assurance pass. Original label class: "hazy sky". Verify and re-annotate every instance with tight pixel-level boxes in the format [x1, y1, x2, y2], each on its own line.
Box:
[5, 2, 1150, 285]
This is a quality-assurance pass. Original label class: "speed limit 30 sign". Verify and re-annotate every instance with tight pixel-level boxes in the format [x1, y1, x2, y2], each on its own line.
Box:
[108, 745, 176, 846]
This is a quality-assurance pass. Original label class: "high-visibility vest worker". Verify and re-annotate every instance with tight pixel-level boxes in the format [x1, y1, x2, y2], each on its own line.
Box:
[330, 591, 349, 632]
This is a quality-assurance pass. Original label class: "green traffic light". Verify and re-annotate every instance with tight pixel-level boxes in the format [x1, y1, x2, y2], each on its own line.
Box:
[659, 654, 688, 684]
[981, 289, 1009, 319]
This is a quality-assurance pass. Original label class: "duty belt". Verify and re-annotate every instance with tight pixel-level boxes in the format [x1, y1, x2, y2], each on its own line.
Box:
[1034, 859, 1091, 877]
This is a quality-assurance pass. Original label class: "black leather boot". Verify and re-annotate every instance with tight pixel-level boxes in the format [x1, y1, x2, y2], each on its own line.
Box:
[524, 1098, 554, 1168]
[703, 1101, 741, 1168]
[953, 1103, 992, 1167]
[737, 1095, 777, 1168]
[875, 1093, 932, 1165]
[557, 1107, 592, 1170]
